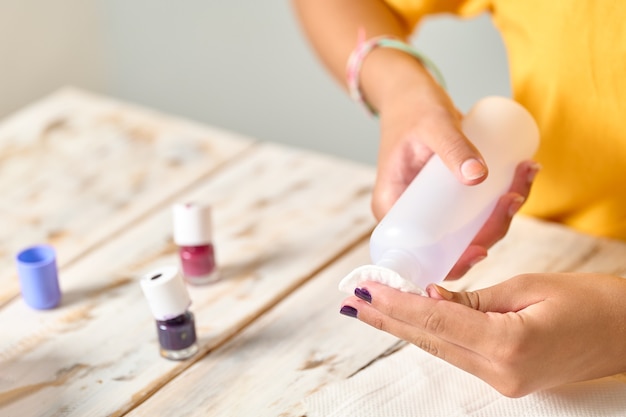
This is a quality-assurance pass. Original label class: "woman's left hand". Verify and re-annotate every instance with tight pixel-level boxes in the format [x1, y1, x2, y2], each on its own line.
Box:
[340, 273, 626, 397]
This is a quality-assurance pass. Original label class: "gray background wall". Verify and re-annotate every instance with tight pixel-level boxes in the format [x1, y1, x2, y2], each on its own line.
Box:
[0, 1, 509, 165]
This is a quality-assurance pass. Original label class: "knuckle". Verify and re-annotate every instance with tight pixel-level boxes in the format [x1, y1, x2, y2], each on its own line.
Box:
[370, 315, 386, 331]
[463, 291, 481, 310]
[376, 298, 395, 319]
[422, 310, 446, 334]
[438, 133, 469, 161]
[411, 335, 442, 359]
[491, 222, 510, 242]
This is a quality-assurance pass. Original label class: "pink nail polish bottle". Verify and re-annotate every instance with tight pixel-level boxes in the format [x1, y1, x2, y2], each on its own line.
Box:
[172, 202, 219, 285]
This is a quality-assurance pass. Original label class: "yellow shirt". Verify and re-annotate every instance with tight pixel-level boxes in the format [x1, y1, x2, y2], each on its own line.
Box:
[383, 0, 626, 239]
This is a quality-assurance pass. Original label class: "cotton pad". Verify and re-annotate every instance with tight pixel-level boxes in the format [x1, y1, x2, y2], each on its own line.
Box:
[338, 264, 427, 296]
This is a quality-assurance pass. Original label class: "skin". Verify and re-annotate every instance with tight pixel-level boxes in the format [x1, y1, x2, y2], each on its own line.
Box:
[293, 0, 626, 396]
[292, 0, 532, 250]
[342, 276, 626, 398]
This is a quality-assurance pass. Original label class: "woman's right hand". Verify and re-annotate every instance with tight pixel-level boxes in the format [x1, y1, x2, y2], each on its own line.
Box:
[371, 70, 487, 219]
[292, 0, 490, 220]
[293, 0, 538, 279]
[371, 72, 539, 278]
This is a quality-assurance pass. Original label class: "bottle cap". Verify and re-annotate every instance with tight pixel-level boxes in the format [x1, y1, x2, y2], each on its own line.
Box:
[16, 244, 61, 309]
[172, 202, 213, 246]
[140, 266, 191, 321]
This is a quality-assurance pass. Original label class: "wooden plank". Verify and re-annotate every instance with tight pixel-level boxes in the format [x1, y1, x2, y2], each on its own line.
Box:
[124, 215, 626, 417]
[0, 142, 376, 416]
[125, 241, 400, 417]
[0, 87, 254, 306]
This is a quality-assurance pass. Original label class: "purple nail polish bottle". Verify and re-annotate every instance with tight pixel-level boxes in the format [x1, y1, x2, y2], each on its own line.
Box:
[140, 266, 199, 360]
[172, 202, 219, 285]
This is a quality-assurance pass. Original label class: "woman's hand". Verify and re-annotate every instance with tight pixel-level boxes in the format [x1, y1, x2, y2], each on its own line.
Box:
[340, 274, 626, 397]
[446, 160, 540, 279]
[373, 79, 540, 277]
[372, 72, 482, 220]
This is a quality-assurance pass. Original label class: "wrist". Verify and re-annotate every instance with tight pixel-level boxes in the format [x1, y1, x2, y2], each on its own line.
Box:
[346, 34, 446, 115]
[361, 47, 441, 111]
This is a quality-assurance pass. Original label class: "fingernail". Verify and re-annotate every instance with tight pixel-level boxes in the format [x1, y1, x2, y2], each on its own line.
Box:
[340, 305, 358, 318]
[461, 158, 487, 181]
[354, 287, 372, 303]
[527, 162, 541, 183]
[433, 284, 454, 301]
[508, 196, 526, 217]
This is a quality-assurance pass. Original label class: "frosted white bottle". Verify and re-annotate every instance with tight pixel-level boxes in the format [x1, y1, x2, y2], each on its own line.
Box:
[339, 96, 540, 295]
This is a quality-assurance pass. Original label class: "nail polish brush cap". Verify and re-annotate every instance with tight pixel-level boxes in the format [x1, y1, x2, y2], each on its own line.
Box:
[140, 266, 191, 321]
[16, 244, 62, 309]
[172, 202, 213, 246]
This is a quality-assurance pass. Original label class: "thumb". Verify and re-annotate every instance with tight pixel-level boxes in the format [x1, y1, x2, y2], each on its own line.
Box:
[426, 275, 541, 313]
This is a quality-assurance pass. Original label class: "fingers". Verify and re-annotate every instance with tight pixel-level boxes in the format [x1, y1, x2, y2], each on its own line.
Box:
[345, 282, 495, 351]
[371, 177, 407, 221]
[371, 133, 434, 220]
[471, 160, 539, 247]
[344, 296, 491, 373]
[340, 286, 493, 378]
[473, 192, 525, 247]
[446, 191, 524, 280]
[371, 119, 487, 220]
[445, 244, 488, 280]
[427, 274, 547, 313]
[339, 279, 557, 397]
[372, 92, 488, 219]
[414, 109, 488, 185]
[510, 159, 541, 198]
[446, 160, 541, 278]
[342, 275, 626, 398]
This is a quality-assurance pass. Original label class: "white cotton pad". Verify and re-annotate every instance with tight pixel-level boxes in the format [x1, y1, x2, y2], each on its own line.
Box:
[338, 265, 427, 296]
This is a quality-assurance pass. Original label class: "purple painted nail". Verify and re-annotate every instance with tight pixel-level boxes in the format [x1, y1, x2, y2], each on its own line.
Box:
[354, 287, 372, 303]
[340, 305, 358, 318]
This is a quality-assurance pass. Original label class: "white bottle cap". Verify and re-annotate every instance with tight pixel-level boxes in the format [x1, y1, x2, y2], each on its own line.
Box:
[140, 266, 191, 321]
[172, 202, 213, 246]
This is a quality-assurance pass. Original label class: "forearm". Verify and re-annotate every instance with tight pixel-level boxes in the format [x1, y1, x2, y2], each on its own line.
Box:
[292, 0, 436, 113]
[293, 0, 485, 219]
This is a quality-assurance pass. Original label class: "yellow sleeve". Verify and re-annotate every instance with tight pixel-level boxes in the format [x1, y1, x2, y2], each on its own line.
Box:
[383, 0, 491, 30]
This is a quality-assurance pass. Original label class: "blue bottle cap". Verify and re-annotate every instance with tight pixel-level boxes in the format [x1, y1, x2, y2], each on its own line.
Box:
[16, 244, 61, 309]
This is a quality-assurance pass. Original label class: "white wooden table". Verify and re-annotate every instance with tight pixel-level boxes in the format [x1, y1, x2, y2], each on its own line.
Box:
[1, 88, 625, 417]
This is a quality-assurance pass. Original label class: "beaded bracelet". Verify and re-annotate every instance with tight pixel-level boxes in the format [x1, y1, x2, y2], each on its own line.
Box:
[346, 32, 447, 115]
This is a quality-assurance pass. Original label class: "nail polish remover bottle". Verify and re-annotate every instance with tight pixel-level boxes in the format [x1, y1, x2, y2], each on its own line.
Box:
[140, 266, 199, 360]
[172, 202, 219, 285]
[339, 96, 540, 295]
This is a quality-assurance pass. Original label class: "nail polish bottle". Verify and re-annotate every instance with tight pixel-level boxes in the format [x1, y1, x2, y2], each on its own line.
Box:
[172, 202, 219, 285]
[140, 266, 199, 360]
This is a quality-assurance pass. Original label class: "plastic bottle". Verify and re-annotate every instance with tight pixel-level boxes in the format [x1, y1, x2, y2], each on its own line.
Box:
[339, 96, 540, 295]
